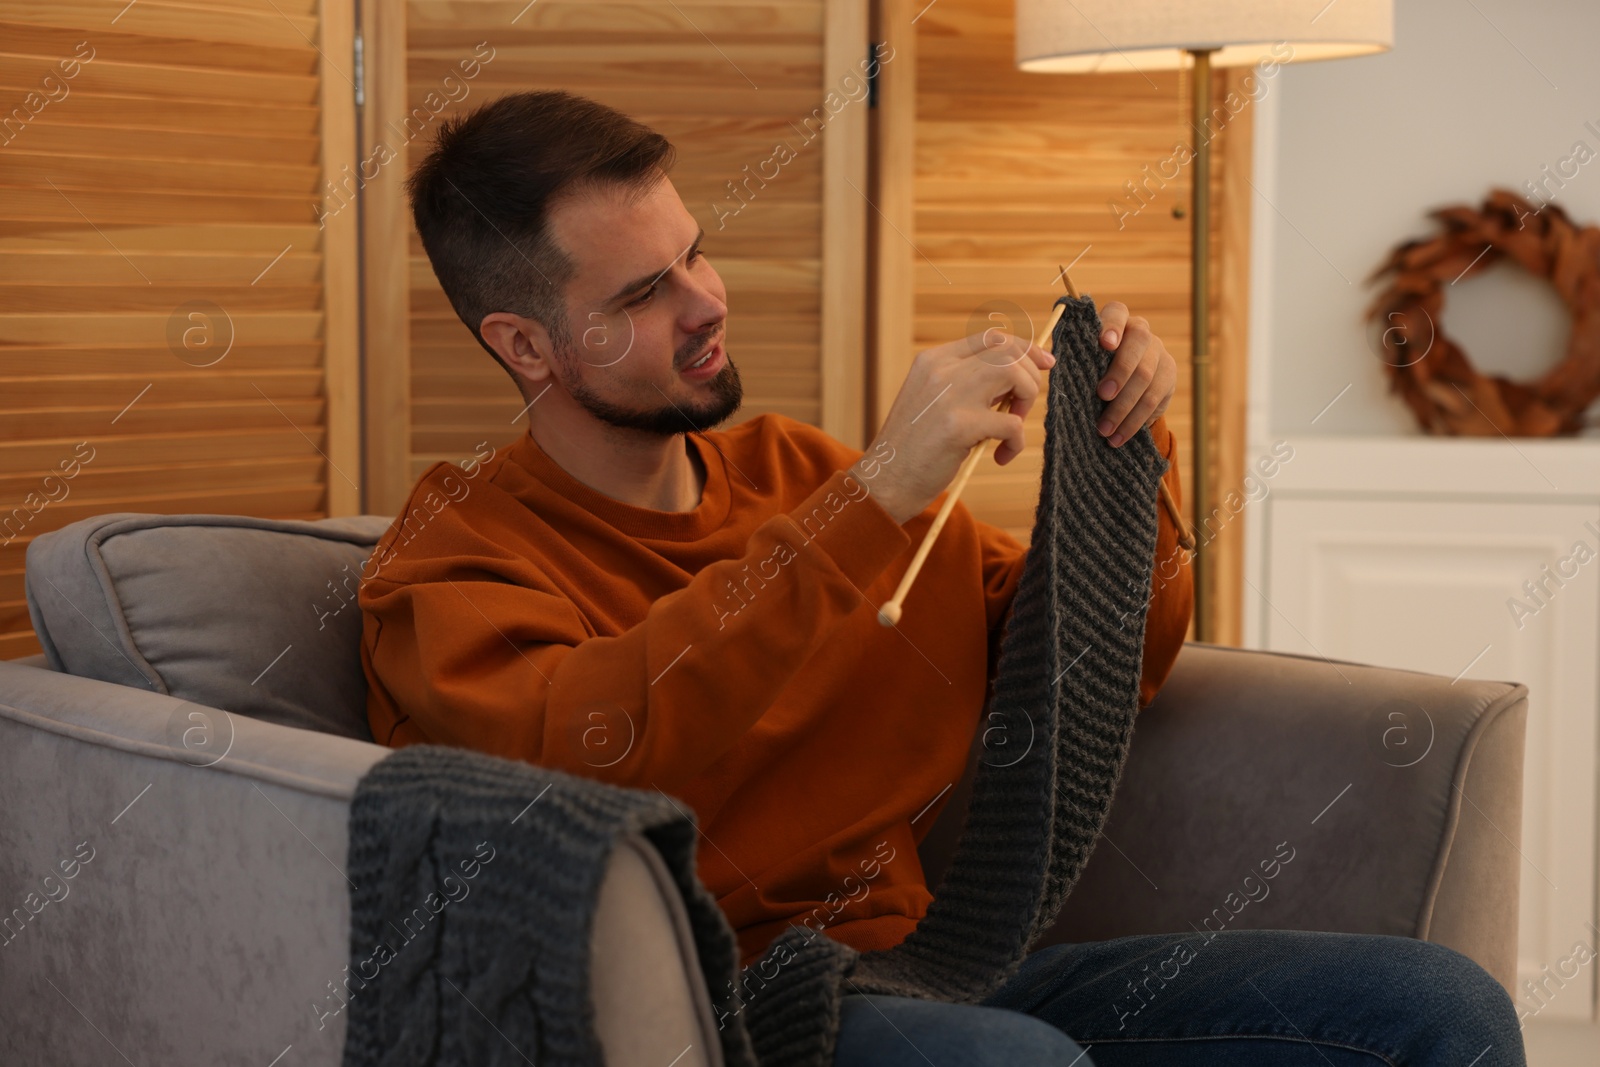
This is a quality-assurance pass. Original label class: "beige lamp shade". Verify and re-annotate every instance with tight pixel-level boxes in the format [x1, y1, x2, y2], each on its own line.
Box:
[1015, 0, 1393, 72]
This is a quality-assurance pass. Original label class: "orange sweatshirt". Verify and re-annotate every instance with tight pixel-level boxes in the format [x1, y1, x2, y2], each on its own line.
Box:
[359, 412, 1193, 969]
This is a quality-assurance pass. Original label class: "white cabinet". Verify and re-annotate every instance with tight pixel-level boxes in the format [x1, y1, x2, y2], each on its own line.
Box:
[1251, 437, 1600, 1025]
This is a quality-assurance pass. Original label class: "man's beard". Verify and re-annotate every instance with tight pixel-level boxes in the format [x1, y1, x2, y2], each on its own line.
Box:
[553, 329, 743, 435]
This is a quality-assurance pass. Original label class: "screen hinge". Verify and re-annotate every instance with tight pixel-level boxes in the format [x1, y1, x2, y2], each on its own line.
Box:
[353, 30, 366, 108]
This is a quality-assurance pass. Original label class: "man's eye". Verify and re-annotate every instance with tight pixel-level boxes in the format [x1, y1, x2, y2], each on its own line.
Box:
[627, 285, 656, 308]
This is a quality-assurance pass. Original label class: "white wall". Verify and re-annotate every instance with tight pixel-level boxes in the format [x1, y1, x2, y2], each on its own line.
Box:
[1256, 0, 1600, 439]
[1247, 5, 1600, 1060]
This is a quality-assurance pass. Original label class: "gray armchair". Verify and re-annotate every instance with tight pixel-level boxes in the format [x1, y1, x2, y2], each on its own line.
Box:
[0, 514, 1527, 1066]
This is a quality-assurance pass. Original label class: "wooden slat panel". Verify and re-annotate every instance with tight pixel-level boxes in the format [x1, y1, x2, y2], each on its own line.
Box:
[0, 343, 321, 374]
[3, 149, 319, 197]
[0, 399, 326, 441]
[0, 374, 324, 409]
[0, 428, 324, 469]
[0, 456, 325, 499]
[0, 630, 43, 659]
[0, 187, 321, 225]
[0, 118, 318, 165]
[0, 20, 318, 75]
[0, 484, 326, 532]
[0, 55, 320, 105]
[0, 0, 353, 657]
[424, 86, 834, 117]
[320, 0, 360, 515]
[8, 2, 320, 50]
[0, 312, 323, 345]
[0, 249, 321, 283]
[0, 95, 320, 138]
[359, 0, 412, 514]
[408, 0, 825, 40]
[0, 285, 324, 313]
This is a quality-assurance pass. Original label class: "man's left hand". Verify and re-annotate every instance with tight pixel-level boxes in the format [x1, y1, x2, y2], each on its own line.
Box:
[1093, 301, 1177, 447]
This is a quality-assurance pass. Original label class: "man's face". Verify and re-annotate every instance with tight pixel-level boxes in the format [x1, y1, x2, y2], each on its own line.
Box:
[542, 174, 741, 435]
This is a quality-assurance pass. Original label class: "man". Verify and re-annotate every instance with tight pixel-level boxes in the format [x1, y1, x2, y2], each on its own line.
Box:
[360, 91, 1523, 1065]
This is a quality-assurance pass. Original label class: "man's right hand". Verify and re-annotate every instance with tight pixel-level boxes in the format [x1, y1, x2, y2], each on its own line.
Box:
[852, 330, 1056, 526]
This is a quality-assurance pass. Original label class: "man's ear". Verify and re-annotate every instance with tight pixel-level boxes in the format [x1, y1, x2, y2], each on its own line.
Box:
[480, 312, 557, 383]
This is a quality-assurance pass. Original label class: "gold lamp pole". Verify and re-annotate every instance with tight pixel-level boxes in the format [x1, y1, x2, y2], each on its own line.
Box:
[1187, 47, 1216, 641]
[1013, 1, 1394, 643]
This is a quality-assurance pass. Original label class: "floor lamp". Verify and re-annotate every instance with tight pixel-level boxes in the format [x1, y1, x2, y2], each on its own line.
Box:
[1014, 1, 1392, 642]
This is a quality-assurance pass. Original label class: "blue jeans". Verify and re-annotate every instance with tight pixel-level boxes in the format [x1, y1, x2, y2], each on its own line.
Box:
[832, 930, 1525, 1065]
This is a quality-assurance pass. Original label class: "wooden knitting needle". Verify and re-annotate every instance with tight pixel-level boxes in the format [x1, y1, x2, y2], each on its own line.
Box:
[1059, 263, 1081, 300]
[877, 300, 1071, 628]
[1056, 264, 1195, 552]
[877, 268, 1194, 626]
[1161, 476, 1196, 550]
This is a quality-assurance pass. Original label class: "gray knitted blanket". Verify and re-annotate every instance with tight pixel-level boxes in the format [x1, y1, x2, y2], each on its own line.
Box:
[340, 294, 1168, 1067]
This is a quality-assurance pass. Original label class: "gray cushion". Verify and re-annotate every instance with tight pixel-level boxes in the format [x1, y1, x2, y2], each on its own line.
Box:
[25, 513, 392, 740]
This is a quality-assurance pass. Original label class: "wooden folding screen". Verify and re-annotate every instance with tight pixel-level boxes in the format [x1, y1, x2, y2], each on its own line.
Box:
[0, 0, 1253, 659]
[873, 0, 1253, 641]
[0, 0, 360, 659]
[360, 0, 872, 513]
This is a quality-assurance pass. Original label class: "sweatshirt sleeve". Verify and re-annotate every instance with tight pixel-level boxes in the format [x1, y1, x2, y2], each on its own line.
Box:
[361, 467, 913, 794]
[978, 413, 1193, 709]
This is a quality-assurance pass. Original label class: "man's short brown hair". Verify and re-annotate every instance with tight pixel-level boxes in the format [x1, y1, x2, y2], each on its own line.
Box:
[406, 90, 676, 377]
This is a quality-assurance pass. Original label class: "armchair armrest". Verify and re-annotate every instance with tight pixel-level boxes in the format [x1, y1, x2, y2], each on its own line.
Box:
[1038, 642, 1528, 995]
[0, 661, 724, 1066]
[917, 641, 1528, 996]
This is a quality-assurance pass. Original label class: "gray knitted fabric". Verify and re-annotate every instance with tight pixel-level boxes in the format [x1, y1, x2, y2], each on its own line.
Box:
[340, 745, 764, 1067]
[340, 294, 1168, 1067]
[731, 293, 1169, 1065]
